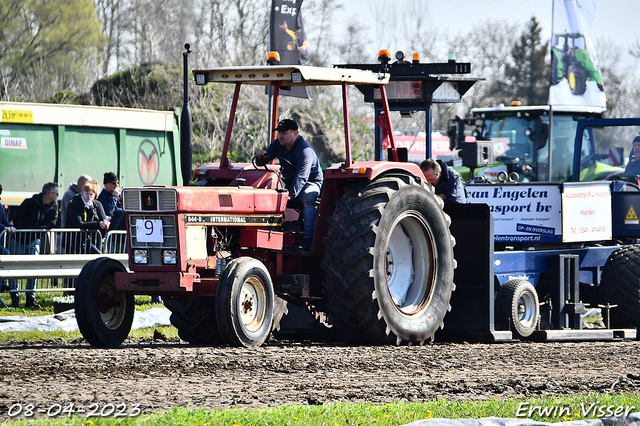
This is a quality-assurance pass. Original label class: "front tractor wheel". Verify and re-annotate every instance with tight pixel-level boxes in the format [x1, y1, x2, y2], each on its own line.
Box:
[216, 257, 275, 347]
[75, 257, 134, 347]
[322, 174, 456, 345]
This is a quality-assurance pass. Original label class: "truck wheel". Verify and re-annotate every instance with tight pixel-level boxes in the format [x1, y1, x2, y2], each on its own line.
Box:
[495, 279, 539, 338]
[163, 296, 220, 344]
[215, 257, 274, 347]
[321, 174, 456, 345]
[75, 257, 134, 347]
[568, 63, 587, 95]
[600, 244, 640, 329]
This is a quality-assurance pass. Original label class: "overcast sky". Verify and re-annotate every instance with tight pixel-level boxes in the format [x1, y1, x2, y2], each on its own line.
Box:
[336, 0, 639, 58]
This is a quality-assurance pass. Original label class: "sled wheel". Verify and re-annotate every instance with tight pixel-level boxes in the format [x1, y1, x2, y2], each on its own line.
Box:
[216, 257, 274, 347]
[321, 174, 456, 345]
[496, 279, 539, 338]
[163, 296, 220, 345]
[75, 257, 134, 347]
[600, 244, 640, 329]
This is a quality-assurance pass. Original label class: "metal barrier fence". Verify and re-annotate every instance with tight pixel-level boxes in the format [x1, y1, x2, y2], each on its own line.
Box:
[0, 229, 128, 295]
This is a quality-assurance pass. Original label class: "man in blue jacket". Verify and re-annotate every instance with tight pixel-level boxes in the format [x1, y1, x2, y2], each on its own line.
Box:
[0, 184, 19, 307]
[420, 158, 467, 204]
[257, 119, 323, 251]
[11, 181, 59, 308]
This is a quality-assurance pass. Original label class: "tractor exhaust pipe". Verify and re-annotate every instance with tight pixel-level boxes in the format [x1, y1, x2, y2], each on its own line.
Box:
[180, 43, 193, 186]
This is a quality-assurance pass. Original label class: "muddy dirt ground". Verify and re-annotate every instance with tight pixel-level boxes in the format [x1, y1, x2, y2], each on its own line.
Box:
[1, 337, 640, 421]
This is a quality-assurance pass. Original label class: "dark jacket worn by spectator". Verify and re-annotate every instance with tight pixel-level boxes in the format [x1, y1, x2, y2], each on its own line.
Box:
[68, 193, 108, 234]
[67, 193, 108, 253]
[13, 193, 58, 230]
[0, 201, 12, 234]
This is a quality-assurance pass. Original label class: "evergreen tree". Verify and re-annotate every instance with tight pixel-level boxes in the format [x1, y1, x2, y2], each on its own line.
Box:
[499, 17, 550, 105]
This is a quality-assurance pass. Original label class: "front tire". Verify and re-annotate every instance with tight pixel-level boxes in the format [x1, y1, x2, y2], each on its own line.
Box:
[495, 279, 539, 338]
[215, 257, 274, 347]
[600, 245, 640, 329]
[75, 257, 134, 347]
[321, 174, 456, 345]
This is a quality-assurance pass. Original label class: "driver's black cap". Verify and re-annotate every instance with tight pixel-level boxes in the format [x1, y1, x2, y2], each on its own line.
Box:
[273, 119, 298, 132]
[634, 135, 640, 145]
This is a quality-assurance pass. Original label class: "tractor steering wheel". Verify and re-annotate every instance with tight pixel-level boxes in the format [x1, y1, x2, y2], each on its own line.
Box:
[252, 154, 294, 180]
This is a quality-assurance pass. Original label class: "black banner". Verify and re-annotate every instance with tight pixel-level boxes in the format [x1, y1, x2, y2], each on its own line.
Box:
[269, 0, 311, 99]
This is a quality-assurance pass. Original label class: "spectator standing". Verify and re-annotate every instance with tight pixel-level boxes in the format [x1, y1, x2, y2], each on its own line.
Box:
[11, 182, 60, 308]
[68, 179, 110, 253]
[60, 174, 91, 228]
[0, 184, 19, 307]
[98, 172, 125, 230]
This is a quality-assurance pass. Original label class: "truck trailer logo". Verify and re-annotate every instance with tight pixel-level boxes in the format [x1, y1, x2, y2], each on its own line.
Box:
[138, 139, 160, 185]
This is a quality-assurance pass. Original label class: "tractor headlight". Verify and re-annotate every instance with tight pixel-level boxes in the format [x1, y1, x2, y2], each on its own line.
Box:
[195, 73, 206, 85]
[133, 249, 148, 264]
[162, 250, 177, 265]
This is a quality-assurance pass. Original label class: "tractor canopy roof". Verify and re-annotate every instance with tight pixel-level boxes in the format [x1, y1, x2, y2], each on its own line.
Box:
[192, 65, 390, 87]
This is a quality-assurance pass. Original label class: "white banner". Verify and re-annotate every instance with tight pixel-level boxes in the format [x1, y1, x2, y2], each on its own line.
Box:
[548, 0, 606, 108]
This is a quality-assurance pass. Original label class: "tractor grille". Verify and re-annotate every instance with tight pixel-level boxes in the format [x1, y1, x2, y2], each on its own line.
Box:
[128, 214, 177, 249]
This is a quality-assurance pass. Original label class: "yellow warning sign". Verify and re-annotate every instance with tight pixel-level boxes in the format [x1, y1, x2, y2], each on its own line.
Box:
[625, 205, 639, 224]
[1, 110, 33, 123]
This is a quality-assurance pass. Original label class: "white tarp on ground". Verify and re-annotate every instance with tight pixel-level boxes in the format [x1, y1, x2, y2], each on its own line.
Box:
[0, 307, 172, 333]
[406, 413, 640, 426]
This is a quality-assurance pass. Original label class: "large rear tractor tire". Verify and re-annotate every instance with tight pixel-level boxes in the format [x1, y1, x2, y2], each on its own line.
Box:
[321, 174, 456, 345]
[215, 257, 274, 347]
[75, 257, 134, 347]
[568, 63, 587, 95]
[600, 244, 640, 329]
[495, 279, 539, 338]
[163, 296, 220, 345]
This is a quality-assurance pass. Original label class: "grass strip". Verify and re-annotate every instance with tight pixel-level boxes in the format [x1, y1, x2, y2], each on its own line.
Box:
[2, 394, 640, 425]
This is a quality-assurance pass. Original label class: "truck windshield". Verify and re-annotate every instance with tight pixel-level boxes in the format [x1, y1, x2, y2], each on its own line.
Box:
[577, 124, 640, 181]
[479, 113, 580, 182]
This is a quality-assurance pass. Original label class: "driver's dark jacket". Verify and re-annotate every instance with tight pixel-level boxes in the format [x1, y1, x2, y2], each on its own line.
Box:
[625, 160, 640, 178]
[265, 135, 323, 199]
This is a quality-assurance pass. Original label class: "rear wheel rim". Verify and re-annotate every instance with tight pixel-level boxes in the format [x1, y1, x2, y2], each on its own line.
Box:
[385, 212, 436, 315]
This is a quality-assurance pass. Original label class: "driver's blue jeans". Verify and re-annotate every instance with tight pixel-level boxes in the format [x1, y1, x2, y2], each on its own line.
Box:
[294, 182, 321, 240]
[9, 239, 40, 302]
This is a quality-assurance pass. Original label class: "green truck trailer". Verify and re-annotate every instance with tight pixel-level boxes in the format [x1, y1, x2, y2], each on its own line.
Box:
[0, 102, 181, 213]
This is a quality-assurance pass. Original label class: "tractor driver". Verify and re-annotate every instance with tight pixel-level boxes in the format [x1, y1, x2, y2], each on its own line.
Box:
[257, 119, 323, 251]
[420, 158, 467, 204]
[624, 134, 640, 178]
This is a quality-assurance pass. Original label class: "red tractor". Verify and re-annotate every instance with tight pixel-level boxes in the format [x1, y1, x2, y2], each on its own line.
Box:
[75, 53, 456, 347]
